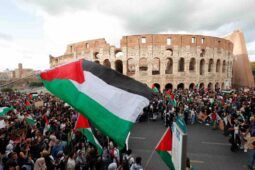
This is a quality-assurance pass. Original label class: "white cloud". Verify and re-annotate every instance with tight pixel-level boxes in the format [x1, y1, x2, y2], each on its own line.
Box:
[1, 0, 254, 71]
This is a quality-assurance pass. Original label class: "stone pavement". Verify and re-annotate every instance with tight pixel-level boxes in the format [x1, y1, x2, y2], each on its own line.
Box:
[129, 120, 251, 170]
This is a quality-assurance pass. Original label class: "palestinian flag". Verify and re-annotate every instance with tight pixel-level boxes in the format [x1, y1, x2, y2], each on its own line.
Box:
[155, 128, 175, 170]
[42, 114, 51, 134]
[39, 59, 153, 148]
[25, 115, 36, 126]
[166, 90, 176, 107]
[0, 107, 13, 117]
[75, 114, 103, 155]
[152, 84, 159, 93]
[25, 100, 31, 110]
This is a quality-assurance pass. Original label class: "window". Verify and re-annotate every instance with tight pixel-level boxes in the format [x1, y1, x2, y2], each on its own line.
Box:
[167, 38, 172, 45]
[86, 43, 89, 49]
[178, 58, 185, 72]
[141, 37, 146, 44]
[201, 38, 205, 44]
[192, 37, 196, 44]
[70, 46, 73, 52]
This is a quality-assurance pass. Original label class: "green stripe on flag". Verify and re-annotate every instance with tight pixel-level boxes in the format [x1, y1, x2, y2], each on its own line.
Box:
[0, 107, 13, 117]
[157, 151, 175, 170]
[79, 128, 103, 155]
[26, 117, 36, 126]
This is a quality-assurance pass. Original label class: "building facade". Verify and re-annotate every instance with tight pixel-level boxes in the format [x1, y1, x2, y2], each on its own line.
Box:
[50, 34, 234, 91]
[0, 63, 34, 81]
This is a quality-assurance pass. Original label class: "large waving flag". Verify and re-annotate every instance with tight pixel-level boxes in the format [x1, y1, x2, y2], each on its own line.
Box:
[75, 114, 103, 155]
[0, 107, 13, 117]
[39, 59, 153, 148]
[155, 128, 175, 170]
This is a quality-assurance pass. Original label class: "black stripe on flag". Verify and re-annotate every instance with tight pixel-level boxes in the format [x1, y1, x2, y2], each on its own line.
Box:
[83, 60, 153, 100]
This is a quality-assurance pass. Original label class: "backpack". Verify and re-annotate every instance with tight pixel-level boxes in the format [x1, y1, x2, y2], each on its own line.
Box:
[122, 155, 133, 170]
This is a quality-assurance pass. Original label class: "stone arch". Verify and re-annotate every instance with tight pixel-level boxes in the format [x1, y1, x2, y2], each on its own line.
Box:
[165, 83, 173, 90]
[152, 57, 160, 75]
[189, 83, 195, 90]
[178, 58, 185, 72]
[200, 59, 205, 75]
[139, 58, 148, 71]
[208, 82, 213, 90]
[103, 59, 111, 68]
[93, 52, 99, 59]
[216, 59, 221, 72]
[165, 48, 173, 56]
[200, 49, 206, 57]
[94, 60, 100, 64]
[165, 58, 173, 74]
[215, 82, 220, 90]
[177, 83, 185, 90]
[221, 82, 225, 89]
[208, 59, 214, 72]
[152, 83, 160, 91]
[127, 58, 135, 76]
[199, 83, 204, 89]
[222, 60, 226, 73]
[189, 58, 196, 72]
[115, 51, 124, 58]
[115, 60, 123, 74]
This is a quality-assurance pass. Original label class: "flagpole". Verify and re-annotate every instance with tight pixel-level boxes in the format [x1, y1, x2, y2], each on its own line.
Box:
[145, 150, 155, 169]
[145, 127, 170, 169]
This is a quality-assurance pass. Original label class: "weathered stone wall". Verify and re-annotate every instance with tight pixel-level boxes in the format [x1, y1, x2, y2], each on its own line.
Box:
[225, 30, 255, 88]
[50, 34, 234, 90]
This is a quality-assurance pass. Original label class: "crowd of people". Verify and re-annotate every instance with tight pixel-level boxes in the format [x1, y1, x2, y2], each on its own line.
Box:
[142, 87, 255, 154]
[0, 86, 255, 170]
[0, 92, 143, 170]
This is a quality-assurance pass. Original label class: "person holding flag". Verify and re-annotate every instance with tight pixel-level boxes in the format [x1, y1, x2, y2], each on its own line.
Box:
[74, 113, 103, 155]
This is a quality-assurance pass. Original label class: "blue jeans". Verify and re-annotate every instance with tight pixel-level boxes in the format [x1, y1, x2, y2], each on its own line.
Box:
[249, 150, 255, 168]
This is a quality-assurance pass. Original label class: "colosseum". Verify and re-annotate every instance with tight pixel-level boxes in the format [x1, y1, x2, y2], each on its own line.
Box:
[49, 30, 255, 91]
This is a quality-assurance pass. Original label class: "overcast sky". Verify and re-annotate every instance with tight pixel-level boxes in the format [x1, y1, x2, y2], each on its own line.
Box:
[0, 0, 255, 71]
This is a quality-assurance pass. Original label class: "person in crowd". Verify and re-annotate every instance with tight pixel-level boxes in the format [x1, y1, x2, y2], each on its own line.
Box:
[130, 157, 143, 170]
[0, 87, 254, 169]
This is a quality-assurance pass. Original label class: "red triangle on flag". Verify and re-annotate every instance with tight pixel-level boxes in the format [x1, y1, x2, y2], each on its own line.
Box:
[155, 128, 172, 151]
[74, 114, 90, 129]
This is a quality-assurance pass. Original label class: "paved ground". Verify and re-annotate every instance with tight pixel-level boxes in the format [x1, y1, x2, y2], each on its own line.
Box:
[129, 120, 251, 170]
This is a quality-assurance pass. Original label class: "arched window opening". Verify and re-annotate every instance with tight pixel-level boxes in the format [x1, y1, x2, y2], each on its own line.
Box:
[189, 83, 195, 90]
[199, 83, 204, 89]
[127, 58, 135, 76]
[115, 51, 124, 58]
[115, 60, 123, 74]
[165, 83, 173, 91]
[152, 83, 160, 92]
[177, 83, 185, 90]
[165, 49, 173, 56]
[208, 59, 214, 72]
[200, 49, 206, 57]
[215, 82, 220, 90]
[165, 58, 173, 74]
[94, 60, 100, 64]
[189, 58, 196, 72]
[222, 60, 226, 73]
[178, 58, 185, 72]
[208, 83, 213, 90]
[94, 52, 99, 59]
[152, 58, 160, 75]
[200, 59, 205, 75]
[139, 58, 148, 71]
[216, 59, 221, 72]
[103, 59, 111, 68]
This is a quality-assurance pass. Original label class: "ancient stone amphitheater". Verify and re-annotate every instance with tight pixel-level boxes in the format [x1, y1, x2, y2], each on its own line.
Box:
[49, 31, 255, 91]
